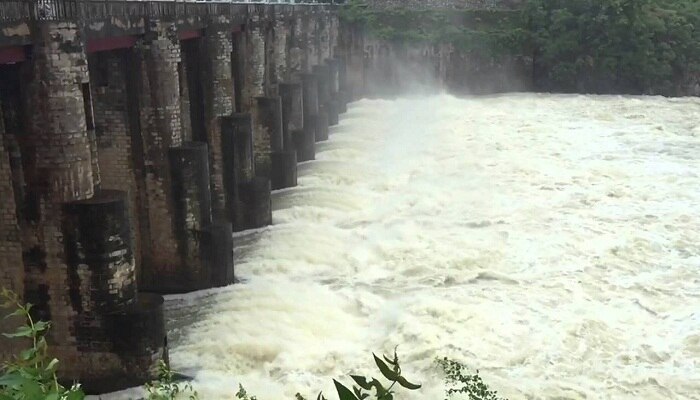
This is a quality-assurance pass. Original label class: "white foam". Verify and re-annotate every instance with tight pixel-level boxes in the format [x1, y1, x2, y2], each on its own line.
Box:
[112, 94, 700, 399]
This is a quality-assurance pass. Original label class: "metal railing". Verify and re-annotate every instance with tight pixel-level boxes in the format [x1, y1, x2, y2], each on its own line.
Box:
[0, 1, 32, 21]
[0, 0, 340, 22]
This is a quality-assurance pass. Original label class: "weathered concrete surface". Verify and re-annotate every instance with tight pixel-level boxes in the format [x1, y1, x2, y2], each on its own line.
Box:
[168, 142, 213, 291]
[88, 48, 145, 275]
[0, 101, 23, 360]
[134, 19, 185, 290]
[279, 82, 304, 151]
[203, 16, 235, 220]
[253, 96, 283, 179]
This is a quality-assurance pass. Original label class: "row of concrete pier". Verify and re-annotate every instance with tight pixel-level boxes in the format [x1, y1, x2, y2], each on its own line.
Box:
[0, 1, 357, 392]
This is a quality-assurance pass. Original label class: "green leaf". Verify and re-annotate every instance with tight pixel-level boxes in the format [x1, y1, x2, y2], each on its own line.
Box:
[352, 386, 363, 400]
[3, 308, 25, 319]
[37, 337, 48, 352]
[65, 387, 85, 400]
[2, 325, 33, 338]
[369, 379, 389, 398]
[396, 376, 421, 390]
[33, 321, 49, 333]
[350, 376, 372, 391]
[333, 380, 359, 400]
[383, 348, 399, 368]
[45, 358, 59, 372]
[382, 354, 396, 366]
[0, 371, 29, 387]
[19, 379, 43, 399]
[45, 392, 60, 400]
[20, 347, 38, 361]
[373, 354, 399, 381]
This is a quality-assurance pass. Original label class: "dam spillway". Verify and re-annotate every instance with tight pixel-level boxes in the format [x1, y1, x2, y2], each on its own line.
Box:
[0, 0, 698, 398]
[167, 94, 700, 400]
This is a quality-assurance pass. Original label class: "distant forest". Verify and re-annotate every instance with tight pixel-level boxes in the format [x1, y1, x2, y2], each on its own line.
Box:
[526, 0, 700, 94]
[342, 0, 700, 95]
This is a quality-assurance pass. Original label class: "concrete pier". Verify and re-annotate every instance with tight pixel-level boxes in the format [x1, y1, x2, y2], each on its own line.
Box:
[203, 18, 236, 221]
[335, 56, 350, 113]
[200, 221, 235, 288]
[221, 113, 273, 231]
[253, 96, 284, 178]
[316, 103, 331, 141]
[168, 142, 213, 292]
[302, 73, 320, 124]
[271, 151, 298, 190]
[62, 191, 166, 393]
[239, 177, 273, 229]
[279, 82, 305, 150]
[294, 124, 316, 162]
[312, 64, 332, 139]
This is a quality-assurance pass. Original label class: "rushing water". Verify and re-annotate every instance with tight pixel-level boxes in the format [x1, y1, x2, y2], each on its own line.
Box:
[159, 94, 700, 400]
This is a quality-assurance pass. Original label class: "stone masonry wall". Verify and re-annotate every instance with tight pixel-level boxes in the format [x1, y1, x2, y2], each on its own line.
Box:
[203, 16, 235, 220]
[0, 3, 342, 392]
[0, 101, 24, 359]
[271, 12, 289, 87]
[20, 19, 113, 380]
[318, 13, 331, 63]
[288, 13, 306, 76]
[307, 13, 320, 67]
[134, 18, 184, 288]
[23, 20, 95, 337]
[179, 59, 193, 142]
[243, 13, 266, 111]
[88, 49, 143, 272]
[245, 11, 270, 176]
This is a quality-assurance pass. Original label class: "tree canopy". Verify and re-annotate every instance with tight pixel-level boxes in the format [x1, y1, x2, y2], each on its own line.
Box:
[525, 0, 700, 94]
[340, 0, 700, 95]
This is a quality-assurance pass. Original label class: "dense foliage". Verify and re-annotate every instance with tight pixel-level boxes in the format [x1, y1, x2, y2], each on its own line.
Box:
[525, 0, 700, 94]
[437, 358, 506, 400]
[237, 350, 421, 400]
[311, 350, 421, 400]
[341, 0, 700, 95]
[0, 289, 196, 400]
[0, 289, 84, 400]
[144, 361, 198, 400]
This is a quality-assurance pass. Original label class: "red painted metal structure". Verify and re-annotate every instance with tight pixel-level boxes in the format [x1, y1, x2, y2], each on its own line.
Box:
[0, 46, 24, 64]
[178, 29, 203, 41]
[86, 35, 138, 54]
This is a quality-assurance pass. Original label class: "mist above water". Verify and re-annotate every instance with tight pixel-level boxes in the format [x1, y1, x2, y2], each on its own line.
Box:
[159, 94, 699, 399]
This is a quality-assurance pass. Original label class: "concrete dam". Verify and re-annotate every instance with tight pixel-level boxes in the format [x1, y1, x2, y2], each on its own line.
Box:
[0, 0, 358, 393]
[1, 1, 699, 399]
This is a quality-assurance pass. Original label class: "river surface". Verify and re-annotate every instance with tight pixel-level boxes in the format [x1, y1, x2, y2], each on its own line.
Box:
[153, 94, 700, 399]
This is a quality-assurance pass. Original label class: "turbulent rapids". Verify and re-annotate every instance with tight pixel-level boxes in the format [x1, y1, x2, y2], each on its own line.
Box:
[161, 94, 700, 400]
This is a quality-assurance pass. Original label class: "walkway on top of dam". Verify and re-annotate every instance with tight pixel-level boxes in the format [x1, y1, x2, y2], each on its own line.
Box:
[0, 0, 339, 53]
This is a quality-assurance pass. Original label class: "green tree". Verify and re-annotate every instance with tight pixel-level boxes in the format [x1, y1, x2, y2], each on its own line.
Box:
[524, 0, 700, 94]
